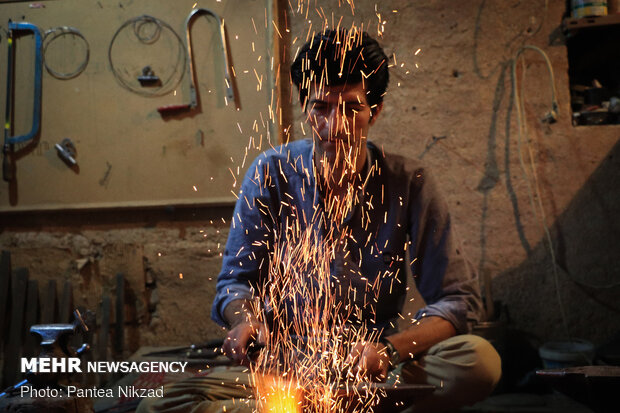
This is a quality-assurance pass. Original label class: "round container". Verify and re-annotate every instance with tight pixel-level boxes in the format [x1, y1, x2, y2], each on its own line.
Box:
[571, 0, 608, 18]
[539, 339, 595, 369]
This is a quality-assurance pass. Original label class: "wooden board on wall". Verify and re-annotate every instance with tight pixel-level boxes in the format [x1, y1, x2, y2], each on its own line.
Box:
[0, 0, 277, 211]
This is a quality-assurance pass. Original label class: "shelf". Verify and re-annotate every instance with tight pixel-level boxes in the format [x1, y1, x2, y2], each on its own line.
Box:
[564, 14, 620, 31]
[572, 109, 620, 126]
[564, 13, 620, 126]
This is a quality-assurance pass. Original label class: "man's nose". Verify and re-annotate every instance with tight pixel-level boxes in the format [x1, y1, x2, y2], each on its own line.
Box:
[326, 106, 348, 135]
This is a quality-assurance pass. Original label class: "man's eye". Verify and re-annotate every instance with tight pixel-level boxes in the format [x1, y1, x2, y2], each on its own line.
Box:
[345, 106, 362, 116]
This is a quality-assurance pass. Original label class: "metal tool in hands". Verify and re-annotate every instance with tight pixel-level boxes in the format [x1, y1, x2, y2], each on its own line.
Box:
[157, 8, 234, 114]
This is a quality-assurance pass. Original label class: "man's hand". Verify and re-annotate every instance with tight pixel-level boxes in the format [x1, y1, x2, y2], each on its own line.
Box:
[222, 299, 267, 366]
[222, 320, 267, 366]
[346, 341, 390, 382]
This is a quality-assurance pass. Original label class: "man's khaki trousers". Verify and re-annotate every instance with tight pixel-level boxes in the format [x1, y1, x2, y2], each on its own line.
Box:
[137, 334, 501, 413]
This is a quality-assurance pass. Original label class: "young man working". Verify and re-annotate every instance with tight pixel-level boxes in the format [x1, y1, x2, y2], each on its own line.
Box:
[212, 29, 501, 412]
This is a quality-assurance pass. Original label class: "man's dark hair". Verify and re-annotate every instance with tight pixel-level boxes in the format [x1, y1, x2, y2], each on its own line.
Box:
[290, 29, 389, 111]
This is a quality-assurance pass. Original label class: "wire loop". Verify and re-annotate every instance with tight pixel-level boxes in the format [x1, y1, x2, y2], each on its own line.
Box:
[108, 15, 186, 97]
[43, 26, 90, 80]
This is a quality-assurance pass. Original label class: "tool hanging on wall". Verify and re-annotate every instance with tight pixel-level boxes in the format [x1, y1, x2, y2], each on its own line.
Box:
[54, 138, 77, 166]
[3, 20, 43, 182]
[157, 8, 235, 115]
[42, 26, 90, 80]
[137, 65, 161, 86]
[108, 15, 186, 97]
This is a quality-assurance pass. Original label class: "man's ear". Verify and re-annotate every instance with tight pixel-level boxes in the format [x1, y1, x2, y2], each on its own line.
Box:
[369, 102, 383, 126]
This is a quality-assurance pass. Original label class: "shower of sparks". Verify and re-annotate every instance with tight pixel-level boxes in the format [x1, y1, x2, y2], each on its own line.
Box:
[248, 211, 388, 411]
[244, 13, 391, 413]
[255, 375, 303, 412]
[204, 1, 421, 411]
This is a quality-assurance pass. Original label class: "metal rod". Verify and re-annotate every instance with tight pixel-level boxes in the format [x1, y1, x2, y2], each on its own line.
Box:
[3, 22, 15, 182]
[185, 8, 234, 106]
[157, 8, 234, 114]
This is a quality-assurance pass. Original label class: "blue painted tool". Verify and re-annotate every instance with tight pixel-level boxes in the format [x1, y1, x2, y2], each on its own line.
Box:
[3, 20, 43, 182]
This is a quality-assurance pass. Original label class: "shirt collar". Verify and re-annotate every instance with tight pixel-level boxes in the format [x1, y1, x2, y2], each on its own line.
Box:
[308, 140, 375, 225]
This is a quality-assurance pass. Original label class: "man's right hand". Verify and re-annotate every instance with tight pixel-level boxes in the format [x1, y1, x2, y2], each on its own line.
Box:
[222, 320, 266, 365]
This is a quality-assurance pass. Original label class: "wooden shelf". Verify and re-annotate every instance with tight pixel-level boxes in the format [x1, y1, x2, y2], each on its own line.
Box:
[564, 13, 620, 126]
[564, 14, 620, 31]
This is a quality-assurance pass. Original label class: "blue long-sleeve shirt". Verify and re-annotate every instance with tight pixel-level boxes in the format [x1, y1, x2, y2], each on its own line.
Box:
[211, 139, 483, 336]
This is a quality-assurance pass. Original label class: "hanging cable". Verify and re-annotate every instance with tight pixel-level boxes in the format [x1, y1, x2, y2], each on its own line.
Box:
[511, 45, 570, 339]
[43, 26, 90, 79]
[108, 15, 186, 97]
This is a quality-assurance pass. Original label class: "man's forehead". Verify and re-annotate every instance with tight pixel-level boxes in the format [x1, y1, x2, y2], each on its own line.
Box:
[309, 82, 368, 103]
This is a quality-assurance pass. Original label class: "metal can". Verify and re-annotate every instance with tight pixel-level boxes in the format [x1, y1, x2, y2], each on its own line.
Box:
[571, 0, 608, 18]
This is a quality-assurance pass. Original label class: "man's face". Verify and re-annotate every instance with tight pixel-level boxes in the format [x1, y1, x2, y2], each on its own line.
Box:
[306, 82, 381, 187]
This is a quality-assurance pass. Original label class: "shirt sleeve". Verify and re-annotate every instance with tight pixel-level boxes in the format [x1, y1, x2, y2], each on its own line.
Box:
[211, 156, 277, 327]
[408, 168, 483, 334]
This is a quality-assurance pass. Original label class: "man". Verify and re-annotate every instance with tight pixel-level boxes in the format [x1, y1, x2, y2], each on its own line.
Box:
[212, 29, 501, 412]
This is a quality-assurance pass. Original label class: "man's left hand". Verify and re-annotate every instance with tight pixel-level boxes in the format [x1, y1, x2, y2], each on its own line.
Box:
[346, 341, 390, 382]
